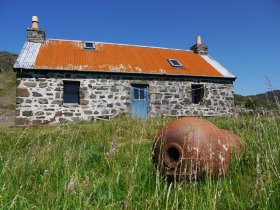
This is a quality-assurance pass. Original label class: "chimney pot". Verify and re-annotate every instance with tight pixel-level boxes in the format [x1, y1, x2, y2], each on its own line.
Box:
[32, 16, 39, 29]
[196, 35, 202, 45]
[27, 16, 46, 43]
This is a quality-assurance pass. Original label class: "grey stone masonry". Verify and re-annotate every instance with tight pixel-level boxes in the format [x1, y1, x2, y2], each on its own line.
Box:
[190, 44, 208, 55]
[15, 70, 235, 126]
[27, 28, 46, 43]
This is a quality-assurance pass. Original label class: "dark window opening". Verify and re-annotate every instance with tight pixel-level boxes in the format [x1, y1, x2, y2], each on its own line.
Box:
[63, 81, 80, 104]
[84, 42, 96, 50]
[132, 84, 146, 100]
[192, 84, 204, 104]
[168, 59, 183, 68]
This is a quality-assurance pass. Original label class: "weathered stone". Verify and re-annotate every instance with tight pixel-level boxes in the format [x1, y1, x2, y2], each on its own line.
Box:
[219, 101, 225, 106]
[23, 82, 37, 87]
[51, 100, 63, 105]
[108, 95, 113, 99]
[155, 94, 162, 100]
[80, 90, 86, 99]
[174, 104, 181, 109]
[205, 100, 212, 106]
[45, 108, 55, 111]
[32, 92, 43, 97]
[26, 99, 32, 103]
[94, 111, 99, 115]
[38, 98, 48, 104]
[84, 110, 92, 115]
[101, 109, 109, 115]
[15, 117, 30, 125]
[35, 111, 44, 116]
[170, 109, 178, 115]
[39, 82, 48, 88]
[64, 112, 74, 117]
[80, 100, 89, 105]
[90, 93, 96, 99]
[162, 100, 169, 105]
[55, 111, 63, 116]
[55, 92, 61, 99]
[17, 88, 30, 97]
[16, 98, 24, 104]
[22, 111, 33, 116]
[111, 86, 118, 92]
[107, 103, 113, 108]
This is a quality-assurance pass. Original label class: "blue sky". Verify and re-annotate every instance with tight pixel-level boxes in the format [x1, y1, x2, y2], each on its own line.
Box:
[1, 0, 279, 95]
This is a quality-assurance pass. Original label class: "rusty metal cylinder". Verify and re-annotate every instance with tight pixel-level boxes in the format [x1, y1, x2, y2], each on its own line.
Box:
[152, 117, 232, 180]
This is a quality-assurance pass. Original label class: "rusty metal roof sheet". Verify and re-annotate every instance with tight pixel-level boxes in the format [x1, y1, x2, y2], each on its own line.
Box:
[14, 39, 235, 78]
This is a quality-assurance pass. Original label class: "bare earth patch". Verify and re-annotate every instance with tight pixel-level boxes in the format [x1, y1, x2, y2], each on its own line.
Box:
[0, 109, 15, 127]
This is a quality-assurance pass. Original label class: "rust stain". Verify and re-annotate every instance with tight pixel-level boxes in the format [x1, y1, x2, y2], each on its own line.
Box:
[34, 40, 223, 77]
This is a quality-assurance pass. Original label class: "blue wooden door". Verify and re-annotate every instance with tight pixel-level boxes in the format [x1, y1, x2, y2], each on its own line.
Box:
[131, 84, 149, 118]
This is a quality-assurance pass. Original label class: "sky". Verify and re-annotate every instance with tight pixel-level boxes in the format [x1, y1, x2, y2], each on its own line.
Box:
[0, 0, 279, 95]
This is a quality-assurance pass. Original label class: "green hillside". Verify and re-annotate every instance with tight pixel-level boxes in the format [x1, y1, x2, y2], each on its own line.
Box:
[0, 51, 17, 126]
[0, 51, 17, 72]
[235, 91, 280, 110]
[0, 51, 17, 109]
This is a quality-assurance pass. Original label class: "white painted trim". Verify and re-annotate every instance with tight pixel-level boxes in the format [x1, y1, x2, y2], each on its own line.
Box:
[200, 55, 235, 78]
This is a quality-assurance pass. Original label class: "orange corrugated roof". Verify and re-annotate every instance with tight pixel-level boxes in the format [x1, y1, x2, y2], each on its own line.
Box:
[34, 40, 223, 77]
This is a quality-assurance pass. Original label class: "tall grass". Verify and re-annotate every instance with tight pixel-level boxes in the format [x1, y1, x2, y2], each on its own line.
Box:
[0, 116, 279, 209]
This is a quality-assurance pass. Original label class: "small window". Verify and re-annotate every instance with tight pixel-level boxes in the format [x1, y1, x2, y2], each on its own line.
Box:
[168, 59, 183, 68]
[133, 85, 146, 100]
[63, 81, 80, 104]
[192, 84, 204, 104]
[84, 42, 96, 50]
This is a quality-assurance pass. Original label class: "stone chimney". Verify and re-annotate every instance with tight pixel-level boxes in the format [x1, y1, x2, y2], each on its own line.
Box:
[27, 16, 46, 43]
[190, 35, 208, 55]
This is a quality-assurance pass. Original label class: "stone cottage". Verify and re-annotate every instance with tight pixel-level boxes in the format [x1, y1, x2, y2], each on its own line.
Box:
[13, 16, 236, 126]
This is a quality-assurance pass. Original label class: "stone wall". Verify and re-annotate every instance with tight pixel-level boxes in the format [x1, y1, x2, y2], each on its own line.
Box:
[15, 70, 235, 126]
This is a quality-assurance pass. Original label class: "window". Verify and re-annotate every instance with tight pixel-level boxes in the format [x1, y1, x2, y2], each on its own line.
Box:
[168, 59, 183, 68]
[84, 42, 96, 50]
[133, 85, 146, 100]
[63, 81, 80, 104]
[192, 84, 204, 104]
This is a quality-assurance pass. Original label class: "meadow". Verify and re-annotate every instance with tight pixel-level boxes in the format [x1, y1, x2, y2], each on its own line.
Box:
[0, 115, 279, 209]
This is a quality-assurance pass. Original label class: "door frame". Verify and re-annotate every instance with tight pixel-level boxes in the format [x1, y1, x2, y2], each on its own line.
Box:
[130, 83, 149, 119]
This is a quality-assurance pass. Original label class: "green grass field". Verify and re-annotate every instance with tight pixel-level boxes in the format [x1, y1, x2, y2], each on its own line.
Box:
[0, 116, 279, 209]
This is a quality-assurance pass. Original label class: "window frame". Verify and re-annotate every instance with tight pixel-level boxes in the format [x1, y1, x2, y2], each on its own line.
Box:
[132, 84, 148, 101]
[191, 84, 204, 104]
[84, 42, 96, 50]
[168, 59, 183, 68]
[63, 81, 80, 104]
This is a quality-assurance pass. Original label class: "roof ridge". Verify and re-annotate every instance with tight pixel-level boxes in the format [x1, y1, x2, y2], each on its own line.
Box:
[47, 38, 190, 52]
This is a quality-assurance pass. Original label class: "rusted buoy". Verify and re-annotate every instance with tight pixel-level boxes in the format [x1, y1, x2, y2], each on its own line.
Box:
[152, 117, 233, 180]
[220, 129, 244, 156]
